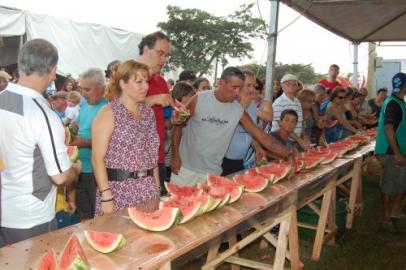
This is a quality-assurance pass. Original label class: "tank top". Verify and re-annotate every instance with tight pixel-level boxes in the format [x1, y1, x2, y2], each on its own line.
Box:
[180, 90, 244, 174]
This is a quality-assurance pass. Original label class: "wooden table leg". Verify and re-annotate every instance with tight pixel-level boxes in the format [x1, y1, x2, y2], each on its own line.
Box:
[273, 215, 291, 270]
[346, 158, 362, 229]
[311, 182, 333, 261]
[289, 209, 303, 270]
[228, 235, 240, 270]
[326, 175, 337, 246]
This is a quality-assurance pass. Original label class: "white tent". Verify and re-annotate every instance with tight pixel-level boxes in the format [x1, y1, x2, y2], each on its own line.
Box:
[0, 5, 143, 76]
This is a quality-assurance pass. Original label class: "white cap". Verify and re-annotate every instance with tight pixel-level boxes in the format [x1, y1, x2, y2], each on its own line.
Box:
[280, 73, 298, 83]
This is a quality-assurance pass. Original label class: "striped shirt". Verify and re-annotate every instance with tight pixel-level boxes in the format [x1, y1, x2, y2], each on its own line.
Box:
[271, 93, 303, 137]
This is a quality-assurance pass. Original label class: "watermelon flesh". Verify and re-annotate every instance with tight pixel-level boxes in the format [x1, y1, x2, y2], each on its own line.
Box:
[59, 234, 90, 270]
[255, 163, 292, 183]
[84, 230, 125, 254]
[36, 249, 57, 270]
[206, 174, 244, 203]
[295, 159, 306, 172]
[67, 145, 79, 162]
[165, 182, 202, 198]
[160, 199, 201, 224]
[128, 206, 180, 231]
[197, 183, 231, 208]
[233, 174, 269, 193]
[178, 194, 215, 215]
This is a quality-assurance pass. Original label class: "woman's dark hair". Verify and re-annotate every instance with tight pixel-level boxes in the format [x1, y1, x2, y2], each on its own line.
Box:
[330, 87, 346, 101]
[255, 78, 264, 93]
[138, 31, 170, 55]
[220, 67, 245, 82]
[193, 77, 209, 89]
[171, 82, 196, 101]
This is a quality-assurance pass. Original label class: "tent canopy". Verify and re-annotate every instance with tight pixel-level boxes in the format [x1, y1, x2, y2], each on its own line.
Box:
[0, 6, 143, 76]
[280, 0, 406, 43]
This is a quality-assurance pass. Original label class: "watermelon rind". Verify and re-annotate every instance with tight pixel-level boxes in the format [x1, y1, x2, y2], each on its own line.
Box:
[128, 207, 180, 232]
[36, 249, 57, 270]
[217, 193, 231, 208]
[84, 230, 125, 254]
[206, 197, 222, 212]
[320, 153, 338, 165]
[227, 185, 244, 203]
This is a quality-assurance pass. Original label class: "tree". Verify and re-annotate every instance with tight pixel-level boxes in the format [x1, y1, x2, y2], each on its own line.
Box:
[158, 4, 266, 76]
[238, 62, 323, 84]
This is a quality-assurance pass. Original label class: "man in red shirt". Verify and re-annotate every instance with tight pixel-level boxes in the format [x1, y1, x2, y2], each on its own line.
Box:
[319, 64, 342, 91]
[138, 31, 173, 192]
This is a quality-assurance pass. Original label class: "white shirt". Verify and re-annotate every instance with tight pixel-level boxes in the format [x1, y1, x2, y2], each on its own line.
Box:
[271, 93, 303, 137]
[0, 83, 71, 228]
[64, 104, 80, 122]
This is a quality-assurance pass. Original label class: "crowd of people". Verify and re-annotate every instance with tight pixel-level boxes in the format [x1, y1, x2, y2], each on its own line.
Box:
[0, 31, 405, 247]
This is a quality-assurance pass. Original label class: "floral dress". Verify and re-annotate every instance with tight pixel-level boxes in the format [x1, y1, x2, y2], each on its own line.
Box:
[95, 100, 160, 216]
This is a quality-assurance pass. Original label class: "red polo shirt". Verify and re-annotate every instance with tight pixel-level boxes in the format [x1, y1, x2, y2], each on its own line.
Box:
[147, 73, 169, 164]
[319, 79, 342, 91]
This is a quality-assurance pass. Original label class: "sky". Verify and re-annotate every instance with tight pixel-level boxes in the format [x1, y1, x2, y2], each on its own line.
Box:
[1, 0, 405, 77]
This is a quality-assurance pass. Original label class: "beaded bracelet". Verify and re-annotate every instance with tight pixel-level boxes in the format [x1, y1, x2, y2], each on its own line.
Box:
[100, 188, 111, 194]
[101, 198, 114, 203]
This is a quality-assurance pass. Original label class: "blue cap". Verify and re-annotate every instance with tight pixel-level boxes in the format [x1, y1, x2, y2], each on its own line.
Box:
[392, 72, 406, 93]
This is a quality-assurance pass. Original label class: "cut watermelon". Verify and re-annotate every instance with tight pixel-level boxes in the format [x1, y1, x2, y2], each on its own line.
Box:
[295, 159, 306, 172]
[36, 249, 57, 270]
[319, 152, 338, 164]
[207, 174, 244, 203]
[64, 127, 75, 145]
[128, 207, 180, 231]
[179, 194, 215, 215]
[256, 163, 292, 183]
[233, 174, 269, 193]
[84, 230, 125, 254]
[59, 234, 90, 270]
[67, 145, 79, 162]
[160, 199, 201, 224]
[165, 182, 202, 198]
[197, 183, 231, 208]
[297, 156, 322, 170]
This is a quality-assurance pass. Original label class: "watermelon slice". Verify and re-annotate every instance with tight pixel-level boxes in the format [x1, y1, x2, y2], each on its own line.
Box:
[319, 152, 338, 164]
[297, 156, 322, 170]
[36, 249, 57, 270]
[255, 163, 292, 183]
[295, 159, 306, 172]
[179, 194, 215, 215]
[233, 174, 269, 193]
[64, 126, 75, 145]
[59, 234, 90, 270]
[197, 183, 232, 208]
[207, 174, 244, 203]
[164, 182, 203, 198]
[84, 230, 125, 254]
[67, 145, 79, 162]
[128, 207, 180, 231]
[160, 199, 201, 224]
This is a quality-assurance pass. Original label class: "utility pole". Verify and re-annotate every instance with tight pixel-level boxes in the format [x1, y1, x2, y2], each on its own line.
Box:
[264, 0, 280, 101]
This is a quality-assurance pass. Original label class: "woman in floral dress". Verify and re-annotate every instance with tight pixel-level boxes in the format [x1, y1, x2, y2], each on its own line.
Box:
[92, 60, 160, 216]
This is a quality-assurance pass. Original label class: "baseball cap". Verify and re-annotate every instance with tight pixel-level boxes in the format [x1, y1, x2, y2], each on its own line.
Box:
[51, 91, 68, 99]
[179, 70, 197, 81]
[280, 73, 298, 84]
[392, 72, 406, 93]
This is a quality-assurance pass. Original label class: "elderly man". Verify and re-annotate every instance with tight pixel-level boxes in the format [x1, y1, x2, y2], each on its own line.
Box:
[171, 67, 293, 186]
[0, 39, 81, 246]
[319, 64, 342, 91]
[138, 31, 173, 191]
[51, 90, 68, 121]
[71, 68, 108, 220]
[271, 74, 309, 150]
[375, 72, 406, 228]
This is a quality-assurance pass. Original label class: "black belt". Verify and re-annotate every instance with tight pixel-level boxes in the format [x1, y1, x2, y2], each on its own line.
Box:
[107, 168, 153, 181]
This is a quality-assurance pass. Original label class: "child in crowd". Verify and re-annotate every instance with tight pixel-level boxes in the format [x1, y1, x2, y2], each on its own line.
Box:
[63, 91, 81, 126]
[270, 109, 299, 148]
[164, 82, 196, 184]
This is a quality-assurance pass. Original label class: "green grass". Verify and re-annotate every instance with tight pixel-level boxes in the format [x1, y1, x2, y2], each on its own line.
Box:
[179, 174, 406, 270]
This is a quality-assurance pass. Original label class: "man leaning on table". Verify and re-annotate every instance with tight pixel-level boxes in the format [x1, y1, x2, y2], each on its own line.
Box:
[375, 72, 406, 228]
[0, 39, 81, 247]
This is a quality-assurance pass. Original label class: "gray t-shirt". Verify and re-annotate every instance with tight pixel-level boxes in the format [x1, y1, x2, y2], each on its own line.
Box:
[180, 90, 244, 174]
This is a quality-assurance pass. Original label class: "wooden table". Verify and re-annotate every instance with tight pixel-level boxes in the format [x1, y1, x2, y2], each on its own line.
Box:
[0, 180, 301, 270]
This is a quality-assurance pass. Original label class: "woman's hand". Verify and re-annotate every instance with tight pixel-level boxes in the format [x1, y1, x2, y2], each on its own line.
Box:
[100, 200, 115, 215]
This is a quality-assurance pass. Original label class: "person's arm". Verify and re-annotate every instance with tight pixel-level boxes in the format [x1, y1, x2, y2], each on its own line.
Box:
[290, 132, 311, 150]
[145, 94, 173, 107]
[50, 162, 81, 185]
[257, 100, 273, 123]
[91, 105, 115, 215]
[240, 112, 290, 158]
[171, 95, 197, 174]
[70, 136, 91, 148]
[332, 105, 358, 133]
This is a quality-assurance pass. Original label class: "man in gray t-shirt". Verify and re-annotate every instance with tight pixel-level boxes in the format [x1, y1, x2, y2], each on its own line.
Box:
[171, 67, 293, 186]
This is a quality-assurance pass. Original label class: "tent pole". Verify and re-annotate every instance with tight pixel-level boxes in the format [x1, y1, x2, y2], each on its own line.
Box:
[352, 42, 359, 88]
[264, 0, 280, 101]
